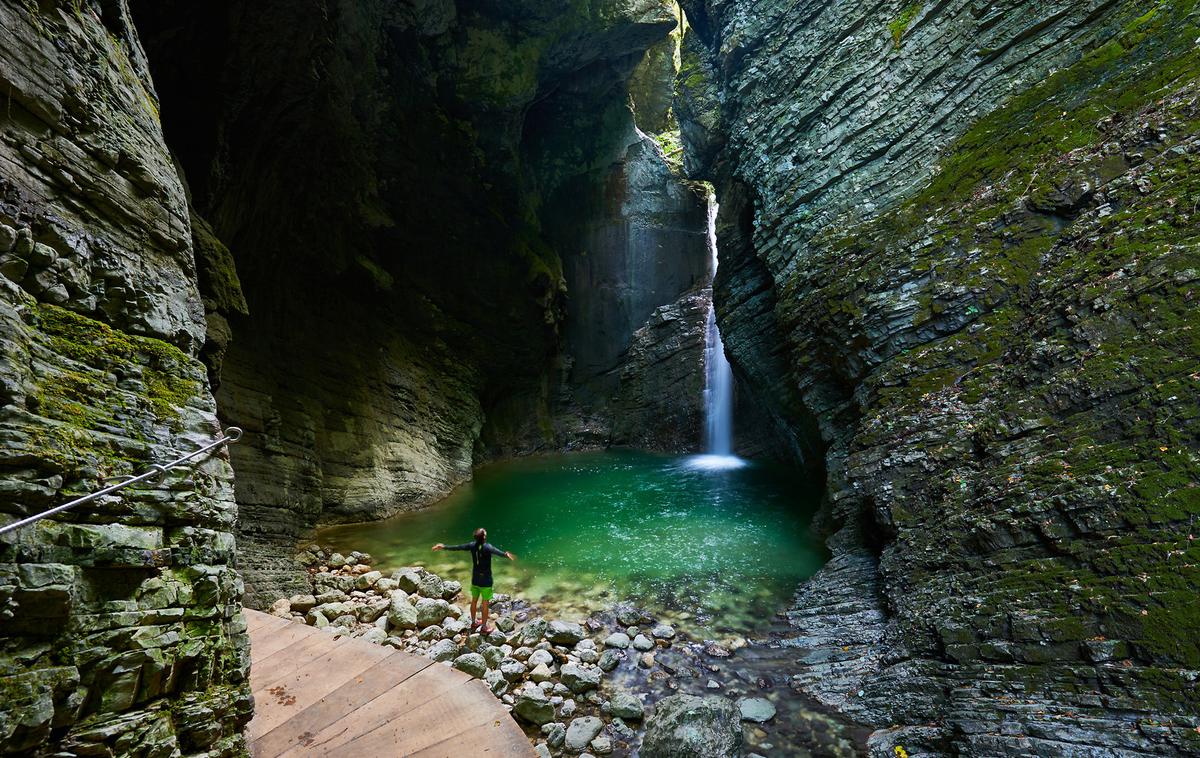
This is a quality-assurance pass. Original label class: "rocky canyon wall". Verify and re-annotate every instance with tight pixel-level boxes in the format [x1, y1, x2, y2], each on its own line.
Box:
[0, 1, 250, 754]
[128, 0, 719, 606]
[679, 0, 1200, 754]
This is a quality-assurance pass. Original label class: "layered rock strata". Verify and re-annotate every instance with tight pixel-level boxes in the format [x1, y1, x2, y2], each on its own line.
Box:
[0, 2, 249, 755]
[679, 0, 1200, 754]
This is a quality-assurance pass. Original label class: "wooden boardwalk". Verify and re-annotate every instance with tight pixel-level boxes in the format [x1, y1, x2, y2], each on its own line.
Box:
[245, 609, 536, 758]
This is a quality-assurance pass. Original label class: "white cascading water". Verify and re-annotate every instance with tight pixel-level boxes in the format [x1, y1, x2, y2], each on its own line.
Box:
[689, 195, 747, 471]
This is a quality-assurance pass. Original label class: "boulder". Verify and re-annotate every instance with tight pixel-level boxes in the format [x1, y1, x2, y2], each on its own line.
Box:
[518, 618, 547, 646]
[632, 634, 654, 651]
[429, 639, 460, 662]
[547, 620, 586, 645]
[651, 623, 676, 640]
[609, 691, 644, 720]
[387, 595, 418, 630]
[415, 597, 452, 627]
[559, 663, 601, 693]
[441, 579, 462, 600]
[528, 649, 554, 667]
[542, 721, 566, 748]
[453, 652, 488, 678]
[417, 573, 445, 599]
[393, 568, 422, 594]
[529, 663, 555, 683]
[354, 570, 383, 590]
[269, 598, 291, 617]
[564, 716, 604, 752]
[485, 669, 508, 696]
[513, 687, 556, 725]
[641, 695, 742, 758]
[500, 659, 527, 682]
[288, 594, 317, 612]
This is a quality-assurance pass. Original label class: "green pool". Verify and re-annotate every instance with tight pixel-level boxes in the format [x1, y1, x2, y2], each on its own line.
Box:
[316, 450, 827, 638]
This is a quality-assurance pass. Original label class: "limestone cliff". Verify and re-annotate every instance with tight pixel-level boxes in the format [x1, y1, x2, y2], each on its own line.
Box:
[126, 0, 715, 605]
[678, 0, 1200, 754]
[0, 1, 249, 754]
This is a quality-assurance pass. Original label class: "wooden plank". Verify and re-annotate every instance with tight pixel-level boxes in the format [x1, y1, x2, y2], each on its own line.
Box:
[251, 652, 432, 758]
[246, 612, 531, 758]
[246, 609, 289, 634]
[249, 618, 321, 664]
[250, 631, 345, 690]
[276, 665, 472, 757]
[407, 715, 537, 758]
[248, 641, 399, 741]
[328, 678, 504, 757]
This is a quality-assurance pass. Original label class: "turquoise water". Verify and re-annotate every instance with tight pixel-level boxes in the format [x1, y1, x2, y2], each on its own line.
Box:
[316, 450, 827, 638]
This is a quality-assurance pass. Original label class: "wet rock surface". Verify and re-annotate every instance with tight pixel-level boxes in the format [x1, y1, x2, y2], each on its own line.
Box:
[678, 0, 1200, 754]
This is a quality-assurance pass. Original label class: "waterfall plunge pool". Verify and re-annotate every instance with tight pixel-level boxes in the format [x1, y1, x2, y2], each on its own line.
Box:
[316, 449, 827, 639]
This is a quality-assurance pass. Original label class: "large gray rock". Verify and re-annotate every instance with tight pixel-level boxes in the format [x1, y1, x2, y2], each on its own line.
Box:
[429, 639, 460, 662]
[564, 716, 604, 753]
[452, 652, 488, 678]
[546, 620, 586, 645]
[415, 597, 452, 628]
[513, 687, 556, 725]
[559, 663, 601, 693]
[608, 691, 644, 720]
[387, 595, 418, 630]
[640, 695, 742, 758]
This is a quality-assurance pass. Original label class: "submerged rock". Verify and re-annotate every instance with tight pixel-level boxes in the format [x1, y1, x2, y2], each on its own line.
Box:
[641, 695, 742, 758]
[736, 697, 776, 724]
[564, 716, 604, 752]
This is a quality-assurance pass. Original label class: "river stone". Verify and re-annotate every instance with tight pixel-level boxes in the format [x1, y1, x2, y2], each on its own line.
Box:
[514, 687, 555, 725]
[736, 697, 776, 723]
[559, 663, 601, 693]
[535, 745, 552, 758]
[529, 663, 555, 683]
[565, 716, 604, 752]
[500, 659, 526, 681]
[429, 639, 459, 662]
[481, 645, 505, 669]
[603, 632, 630, 649]
[513, 646, 534, 661]
[591, 736, 613, 755]
[393, 568, 422, 593]
[387, 596, 418, 630]
[496, 616, 516, 632]
[528, 649, 554, 667]
[641, 695, 742, 758]
[328, 552, 347, 568]
[356, 597, 389, 623]
[315, 590, 347, 605]
[542, 721, 566, 748]
[609, 691, 644, 720]
[441, 579, 462, 600]
[269, 598, 290, 617]
[651, 623, 676, 640]
[616, 606, 648, 626]
[519, 618, 548, 645]
[579, 649, 599, 664]
[359, 627, 387, 645]
[418, 625, 444, 641]
[415, 597, 452, 627]
[375, 577, 399, 593]
[547, 620, 586, 644]
[453, 652, 487, 678]
[485, 669, 508, 696]
[442, 616, 467, 634]
[632, 634, 654, 651]
[598, 649, 623, 672]
[417, 573, 445, 599]
[289, 594, 317, 612]
[354, 570, 382, 590]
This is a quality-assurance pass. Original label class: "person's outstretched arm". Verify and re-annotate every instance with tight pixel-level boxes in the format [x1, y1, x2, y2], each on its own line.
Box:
[433, 542, 473, 551]
[485, 544, 515, 560]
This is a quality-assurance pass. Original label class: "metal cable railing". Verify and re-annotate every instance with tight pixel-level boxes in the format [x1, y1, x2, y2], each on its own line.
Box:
[0, 426, 243, 538]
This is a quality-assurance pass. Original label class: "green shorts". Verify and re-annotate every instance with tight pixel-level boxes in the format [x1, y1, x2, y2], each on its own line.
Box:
[470, 584, 494, 601]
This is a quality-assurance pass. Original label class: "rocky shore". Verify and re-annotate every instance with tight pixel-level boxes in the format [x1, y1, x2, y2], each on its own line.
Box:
[265, 546, 861, 757]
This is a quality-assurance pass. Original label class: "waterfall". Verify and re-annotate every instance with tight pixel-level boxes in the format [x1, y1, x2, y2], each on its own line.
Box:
[690, 195, 746, 471]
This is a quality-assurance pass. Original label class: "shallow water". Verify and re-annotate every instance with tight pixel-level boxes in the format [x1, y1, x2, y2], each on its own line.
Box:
[317, 450, 827, 638]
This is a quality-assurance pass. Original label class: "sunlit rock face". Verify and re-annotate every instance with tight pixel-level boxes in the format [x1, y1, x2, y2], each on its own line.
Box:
[128, 0, 719, 604]
[0, 2, 250, 755]
[677, 0, 1200, 754]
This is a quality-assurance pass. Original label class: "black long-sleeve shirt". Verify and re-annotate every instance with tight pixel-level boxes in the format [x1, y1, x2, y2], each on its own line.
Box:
[445, 541, 507, 587]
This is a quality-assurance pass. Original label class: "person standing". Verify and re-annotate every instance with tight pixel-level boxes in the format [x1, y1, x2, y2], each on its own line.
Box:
[432, 527, 514, 634]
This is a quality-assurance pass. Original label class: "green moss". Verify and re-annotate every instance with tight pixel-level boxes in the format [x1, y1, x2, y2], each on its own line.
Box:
[889, 3, 923, 49]
[35, 305, 199, 427]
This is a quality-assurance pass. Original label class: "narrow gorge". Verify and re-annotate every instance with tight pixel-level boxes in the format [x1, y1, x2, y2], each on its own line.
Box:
[1, 1, 1197, 757]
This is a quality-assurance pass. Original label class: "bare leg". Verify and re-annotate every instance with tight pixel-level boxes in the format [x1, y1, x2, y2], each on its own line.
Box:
[470, 595, 478, 626]
[481, 599, 490, 631]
